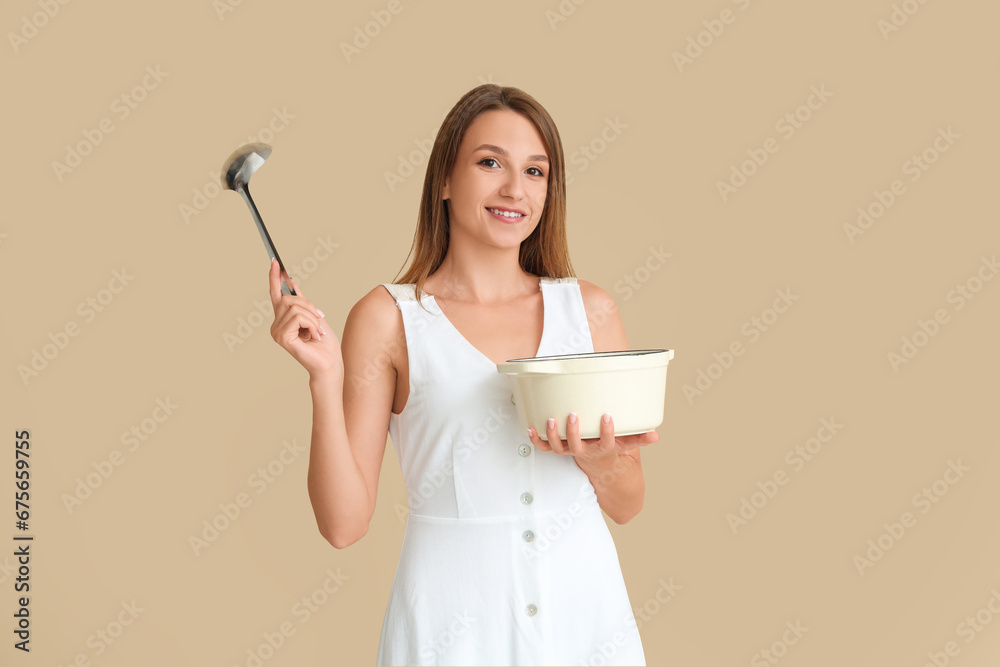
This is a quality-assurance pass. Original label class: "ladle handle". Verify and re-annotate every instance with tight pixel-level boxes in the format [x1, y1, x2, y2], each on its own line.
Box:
[238, 184, 297, 296]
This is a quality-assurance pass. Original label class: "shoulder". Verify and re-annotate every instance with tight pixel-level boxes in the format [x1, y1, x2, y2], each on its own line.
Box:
[344, 286, 406, 354]
[351, 285, 402, 319]
[575, 279, 628, 352]
[576, 278, 620, 319]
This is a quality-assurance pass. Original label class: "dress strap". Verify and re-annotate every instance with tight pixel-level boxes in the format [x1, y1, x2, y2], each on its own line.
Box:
[539, 276, 578, 287]
[381, 283, 417, 303]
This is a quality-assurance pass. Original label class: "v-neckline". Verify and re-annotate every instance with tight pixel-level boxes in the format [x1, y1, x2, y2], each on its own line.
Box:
[426, 279, 546, 368]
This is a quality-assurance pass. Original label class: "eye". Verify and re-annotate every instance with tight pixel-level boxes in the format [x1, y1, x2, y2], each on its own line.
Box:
[526, 166, 545, 177]
[478, 157, 500, 168]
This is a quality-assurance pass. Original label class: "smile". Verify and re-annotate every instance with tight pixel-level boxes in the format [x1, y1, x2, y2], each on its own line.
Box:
[486, 207, 526, 221]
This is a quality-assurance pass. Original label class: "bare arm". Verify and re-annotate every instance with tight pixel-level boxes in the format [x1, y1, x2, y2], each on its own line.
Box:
[575, 439, 645, 525]
[268, 260, 400, 548]
[304, 372, 371, 548]
[527, 278, 652, 523]
[576, 279, 647, 525]
[306, 286, 402, 547]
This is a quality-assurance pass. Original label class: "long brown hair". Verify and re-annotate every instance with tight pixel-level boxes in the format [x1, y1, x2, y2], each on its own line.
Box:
[392, 84, 574, 309]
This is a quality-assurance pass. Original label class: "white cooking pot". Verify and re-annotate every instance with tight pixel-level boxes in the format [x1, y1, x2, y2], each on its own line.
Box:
[496, 349, 674, 441]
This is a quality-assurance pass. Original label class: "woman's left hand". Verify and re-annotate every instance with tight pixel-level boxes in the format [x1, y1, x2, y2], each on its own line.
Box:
[527, 412, 659, 468]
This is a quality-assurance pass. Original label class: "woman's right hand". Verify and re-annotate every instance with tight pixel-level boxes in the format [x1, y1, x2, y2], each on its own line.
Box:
[268, 259, 343, 379]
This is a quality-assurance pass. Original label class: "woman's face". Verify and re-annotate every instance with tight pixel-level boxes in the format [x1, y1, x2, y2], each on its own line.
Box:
[442, 109, 549, 250]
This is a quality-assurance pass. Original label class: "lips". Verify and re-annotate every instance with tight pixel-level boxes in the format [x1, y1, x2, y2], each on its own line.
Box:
[486, 207, 526, 222]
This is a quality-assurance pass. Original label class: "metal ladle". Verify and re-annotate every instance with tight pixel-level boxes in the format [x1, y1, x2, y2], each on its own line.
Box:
[221, 142, 296, 295]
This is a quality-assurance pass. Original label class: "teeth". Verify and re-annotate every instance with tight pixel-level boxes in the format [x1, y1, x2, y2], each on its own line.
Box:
[488, 208, 524, 218]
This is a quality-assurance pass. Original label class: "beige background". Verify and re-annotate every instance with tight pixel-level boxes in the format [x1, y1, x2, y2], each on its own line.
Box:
[3, 0, 998, 665]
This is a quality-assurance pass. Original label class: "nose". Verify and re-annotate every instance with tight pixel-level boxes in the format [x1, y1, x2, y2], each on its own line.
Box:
[497, 168, 525, 200]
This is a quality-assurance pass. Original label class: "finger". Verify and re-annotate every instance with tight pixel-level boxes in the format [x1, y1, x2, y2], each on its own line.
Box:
[299, 304, 324, 341]
[285, 275, 325, 329]
[625, 431, 659, 445]
[527, 426, 551, 452]
[277, 303, 324, 343]
[270, 271, 324, 337]
[615, 432, 658, 451]
[269, 259, 284, 311]
[546, 418, 567, 454]
[599, 414, 617, 452]
[565, 412, 584, 456]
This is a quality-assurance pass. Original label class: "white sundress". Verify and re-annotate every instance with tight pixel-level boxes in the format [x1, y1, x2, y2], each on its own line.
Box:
[375, 276, 646, 666]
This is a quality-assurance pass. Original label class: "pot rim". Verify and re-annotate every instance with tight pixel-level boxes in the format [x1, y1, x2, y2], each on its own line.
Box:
[497, 348, 674, 375]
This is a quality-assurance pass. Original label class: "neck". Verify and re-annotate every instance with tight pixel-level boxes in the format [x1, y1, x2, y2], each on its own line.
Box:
[430, 232, 536, 304]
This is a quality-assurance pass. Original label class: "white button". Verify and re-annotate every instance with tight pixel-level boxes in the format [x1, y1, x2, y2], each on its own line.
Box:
[522, 530, 535, 542]
[518, 444, 531, 457]
[520, 492, 533, 505]
[525, 604, 537, 616]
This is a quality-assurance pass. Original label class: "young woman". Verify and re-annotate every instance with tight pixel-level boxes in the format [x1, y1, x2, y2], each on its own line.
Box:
[268, 84, 658, 666]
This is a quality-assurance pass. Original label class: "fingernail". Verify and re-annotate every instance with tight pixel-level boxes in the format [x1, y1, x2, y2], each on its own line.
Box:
[317, 309, 325, 318]
[547, 418, 555, 429]
[527, 427, 533, 438]
[602, 413, 611, 424]
[568, 412, 578, 425]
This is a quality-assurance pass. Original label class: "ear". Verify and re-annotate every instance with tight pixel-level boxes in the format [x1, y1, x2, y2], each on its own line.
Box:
[442, 176, 450, 200]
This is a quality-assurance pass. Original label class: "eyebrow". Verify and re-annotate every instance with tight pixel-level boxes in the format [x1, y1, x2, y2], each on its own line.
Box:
[473, 143, 549, 164]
